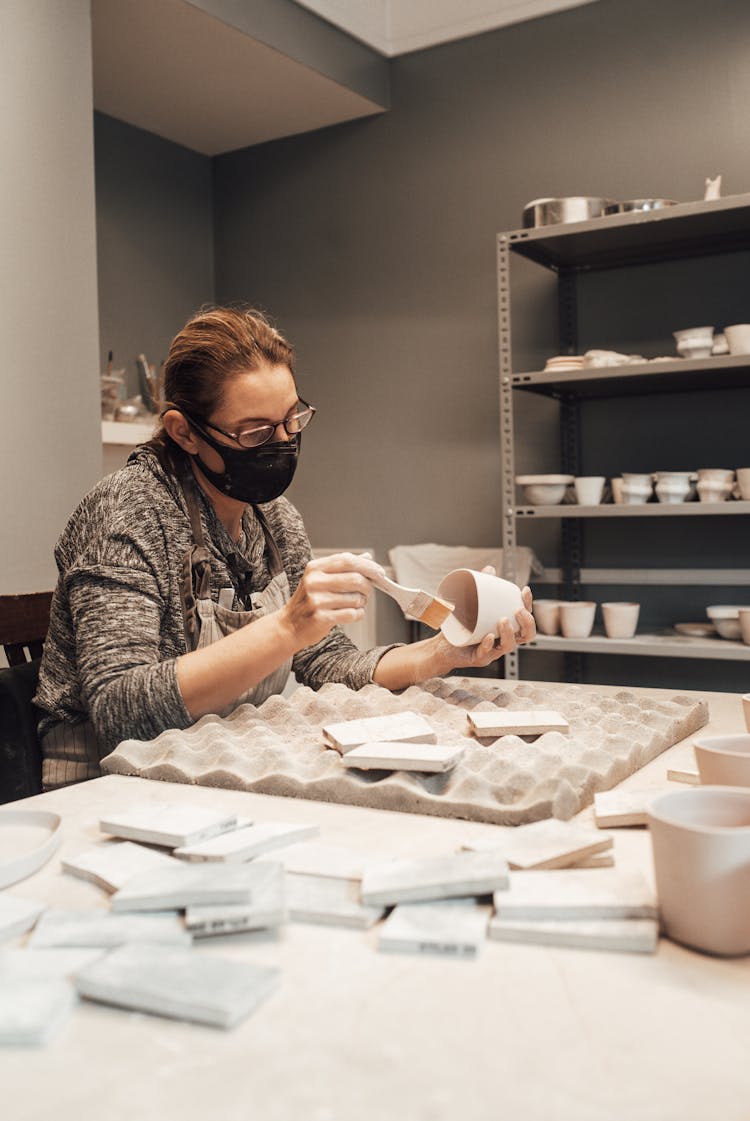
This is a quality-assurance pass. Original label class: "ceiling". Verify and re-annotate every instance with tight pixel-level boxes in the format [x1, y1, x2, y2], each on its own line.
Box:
[293, 0, 599, 56]
[91, 0, 598, 156]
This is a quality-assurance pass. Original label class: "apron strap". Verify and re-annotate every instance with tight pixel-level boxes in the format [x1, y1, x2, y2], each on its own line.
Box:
[176, 469, 286, 651]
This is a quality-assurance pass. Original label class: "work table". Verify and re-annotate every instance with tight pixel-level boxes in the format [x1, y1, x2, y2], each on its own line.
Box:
[1, 680, 749, 1121]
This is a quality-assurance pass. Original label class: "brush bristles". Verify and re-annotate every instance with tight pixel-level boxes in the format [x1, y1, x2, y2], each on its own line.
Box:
[405, 592, 455, 629]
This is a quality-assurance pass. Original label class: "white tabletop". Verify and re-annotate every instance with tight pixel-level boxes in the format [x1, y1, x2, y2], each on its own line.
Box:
[2, 681, 750, 1121]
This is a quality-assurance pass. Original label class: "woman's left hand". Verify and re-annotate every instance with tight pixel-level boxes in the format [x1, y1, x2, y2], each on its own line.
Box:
[430, 579, 536, 674]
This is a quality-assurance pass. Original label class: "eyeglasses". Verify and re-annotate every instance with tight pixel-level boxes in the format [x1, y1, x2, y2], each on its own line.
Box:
[185, 399, 316, 449]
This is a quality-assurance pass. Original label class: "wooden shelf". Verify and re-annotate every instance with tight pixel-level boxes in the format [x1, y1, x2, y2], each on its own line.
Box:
[524, 632, 750, 661]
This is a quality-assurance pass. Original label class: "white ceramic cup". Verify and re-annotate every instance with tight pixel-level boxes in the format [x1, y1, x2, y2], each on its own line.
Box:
[724, 324, 750, 355]
[736, 468, 750, 500]
[648, 786, 750, 956]
[601, 601, 640, 639]
[693, 734, 750, 787]
[558, 601, 596, 639]
[738, 609, 750, 646]
[573, 476, 605, 505]
[437, 569, 524, 647]
[533, 599, 561, 636]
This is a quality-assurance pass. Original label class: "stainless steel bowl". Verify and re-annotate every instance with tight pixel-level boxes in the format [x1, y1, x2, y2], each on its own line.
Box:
[605, 199, 678, 214]
[522, 197, 614, 229]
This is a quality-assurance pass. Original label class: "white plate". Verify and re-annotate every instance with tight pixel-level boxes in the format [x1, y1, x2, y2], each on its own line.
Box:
[673, 622, 717, 638]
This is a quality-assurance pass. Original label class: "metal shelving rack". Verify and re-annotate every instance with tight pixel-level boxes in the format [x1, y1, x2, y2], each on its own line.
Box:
[497, 192, 750, 680]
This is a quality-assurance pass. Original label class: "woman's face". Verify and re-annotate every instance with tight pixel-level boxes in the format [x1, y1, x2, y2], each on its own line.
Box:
[197, 362, 298, 474]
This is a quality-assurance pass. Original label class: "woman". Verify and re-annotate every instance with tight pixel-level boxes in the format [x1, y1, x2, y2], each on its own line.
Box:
[35, 307, 535, 789]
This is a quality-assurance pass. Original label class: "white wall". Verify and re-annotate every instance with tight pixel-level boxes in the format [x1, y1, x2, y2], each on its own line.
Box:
[0, 0, 101, 594]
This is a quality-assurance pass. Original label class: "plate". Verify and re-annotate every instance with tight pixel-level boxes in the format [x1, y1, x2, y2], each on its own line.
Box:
[673, 622, 717, 638]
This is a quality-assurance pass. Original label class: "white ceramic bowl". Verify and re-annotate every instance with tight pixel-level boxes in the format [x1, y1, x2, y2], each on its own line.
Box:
[706, 605, 745, 640]
[673, 326, 714, 343]
[693, 734, 750, 786]
[515, 475, 573, 506]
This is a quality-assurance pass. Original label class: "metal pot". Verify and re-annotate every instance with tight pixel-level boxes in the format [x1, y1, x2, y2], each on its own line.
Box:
[604, 199, 678, 214]
[522, 197, 614, 229]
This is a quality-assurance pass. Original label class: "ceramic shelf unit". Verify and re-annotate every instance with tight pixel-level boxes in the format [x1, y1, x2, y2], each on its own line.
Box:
[497, 191, 750, 682]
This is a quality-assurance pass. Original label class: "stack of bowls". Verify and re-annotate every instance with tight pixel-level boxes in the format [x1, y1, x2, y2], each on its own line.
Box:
[620, 473, 653, 504]
[705, 605, 744, 639]
[696, 468, 734, 503]
[673, 326, 714, 359]
[515, 475, 573, 505]
[653, 471, 695, 504]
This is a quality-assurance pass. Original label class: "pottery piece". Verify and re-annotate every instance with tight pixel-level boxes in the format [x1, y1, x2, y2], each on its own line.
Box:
[743, 693, 750, 733]
[323, 711, 436, 752]
[0, 979, 76, 1046]
[377, 899, 489, 957]
[573, 476, 606, 505]
[75, 942, 281, 1029]
[740, 609, 750, 646]
[696, 480, 732, 503]
[285, 872, 384, 929]
[493, 868, 657, 921]
[62, 841, 181, 893]
[533, 599, 561, 635]
[488, 916, 658, 953]
[29, 909, 191, 948]
[724, 323, 750, 355]
[673, 326, 714, 359]
[341, 740, 463, 773]
[706, 605, 744, 640]
[437, 569, 524, 645]
[361, 850, 509, 907]
[514, 474, 574, 505]
[467, 710, 569, 737]
[620, 473, 653, 504]
[99, 803, 238, 848]
[601, 602, 640, 639]
[667, 766, 700, 784]
[559, 601, 596, 639]
[648, 786, 750, 956]
[593, 789, 654, 828]
[174, 822, 319, 862]
[610, 477, 624, 504]
[653, 471, 693, 504]
[736, 468, 750, 500]
[693, 733, 750, 786]
[462, 818, 612, 871]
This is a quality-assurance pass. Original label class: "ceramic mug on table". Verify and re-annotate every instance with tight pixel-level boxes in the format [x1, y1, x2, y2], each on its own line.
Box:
[648, 786, 750, 956]
[437, 569, 524, 646]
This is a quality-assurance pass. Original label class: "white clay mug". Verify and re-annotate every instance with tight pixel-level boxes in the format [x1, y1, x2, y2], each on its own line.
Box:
[533, 599, 561, 636]
[573, 476, 606, 505]
[601, 602, 640, 639]
[437, 569, 523, 647]
[648, 786, 750, 956]
[558, 601, 596, 638]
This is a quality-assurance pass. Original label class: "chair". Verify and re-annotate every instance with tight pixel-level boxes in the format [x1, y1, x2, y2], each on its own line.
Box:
[0, 592, 53, 804]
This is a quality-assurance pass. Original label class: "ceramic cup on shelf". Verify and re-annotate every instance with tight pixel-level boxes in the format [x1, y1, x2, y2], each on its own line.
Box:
[559, 601, 596, 639]
[648, 786, 750, 957]
[601, 602, 640, 639]
[621, 473, 653, 504]
[533, 600, 561, 636]
[736, 469, 750, 500]
[437, 569, 524, 647]
[573, 476, 606, 505]
[654, 471, 693, 504]
[724, 324, 750, 355]
[738, 609, 750, 646]
[610, 477, 624, 504]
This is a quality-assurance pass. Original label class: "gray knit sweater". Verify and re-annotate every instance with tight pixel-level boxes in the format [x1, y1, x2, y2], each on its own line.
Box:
[35, 445, 390, 754]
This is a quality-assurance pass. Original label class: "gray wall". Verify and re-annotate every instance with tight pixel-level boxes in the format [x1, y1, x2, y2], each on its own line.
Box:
[213, 0, 750, 689]
[94, 112, 215, 398]
[1, 0, 101, 597]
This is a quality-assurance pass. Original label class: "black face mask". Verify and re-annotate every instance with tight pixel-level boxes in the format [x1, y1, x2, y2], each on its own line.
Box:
[189, 422, 301, 504]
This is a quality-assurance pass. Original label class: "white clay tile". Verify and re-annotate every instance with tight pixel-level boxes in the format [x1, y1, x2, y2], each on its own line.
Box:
[0, 893, 46, 943]
[74, 942, 280, 1029]
[285, 873, 384, 929]
[361, 850, 509, 906]
[62, 841, 181, 892]
[322, 711, 436, 753]
[378, 899, 489, 957]
[488, 916, 659, 954]
[493, 868, 657, 921]
[174, 822, 319, 862]
[0, 979, 76, 1045]
[110, 862, 259, 911]
[341, 741, 464, 773]
[185, 862, 286, 935]
[29, 908, 191, 948]
[99, 803, 238, 848]
[467, 710, 569, 737]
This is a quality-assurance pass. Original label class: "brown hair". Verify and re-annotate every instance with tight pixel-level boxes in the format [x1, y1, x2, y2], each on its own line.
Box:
[149, 305, 295, 468]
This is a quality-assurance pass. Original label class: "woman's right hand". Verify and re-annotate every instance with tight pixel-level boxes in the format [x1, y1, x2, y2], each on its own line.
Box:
[279, 552, 374, 649]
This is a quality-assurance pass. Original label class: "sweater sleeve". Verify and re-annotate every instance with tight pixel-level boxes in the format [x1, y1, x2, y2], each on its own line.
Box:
[63, 501, 192, 754]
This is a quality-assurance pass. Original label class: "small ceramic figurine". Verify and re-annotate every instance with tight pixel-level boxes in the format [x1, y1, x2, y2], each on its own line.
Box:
[704, 174, 722, 201]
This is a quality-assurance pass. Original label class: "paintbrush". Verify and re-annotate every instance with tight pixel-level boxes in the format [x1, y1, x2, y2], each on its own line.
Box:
[359, 560, 454, 629]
